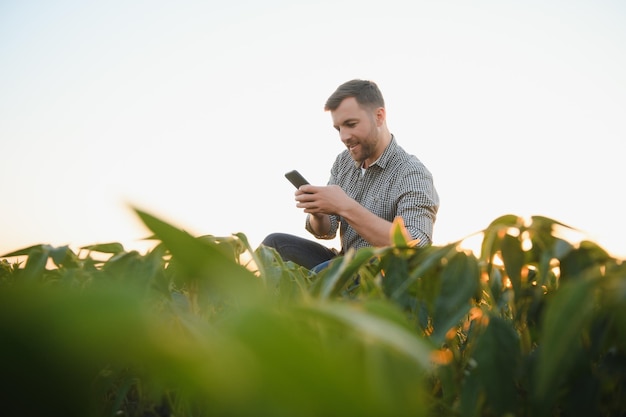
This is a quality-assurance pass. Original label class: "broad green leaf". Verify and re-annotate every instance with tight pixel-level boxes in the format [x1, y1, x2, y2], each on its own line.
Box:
[81, 242, 125, 255]
[100, 250, 161, 288]
[530, 215, 574, 231]
[134, 208, 261, 301]
[480, 214, 522, 263]
[501, 233, 523, 298]
[391, 243, 456, 299]
[49, 245, 79, 268]
[472, 315, 521, 415]
[459, 370, 482, 417]
[20, 245, 51, 283]
[559, 241, 610, 281]
[198, 234, 246, 260]
[533, 277, 597, 413]
[432, 251, 480, 342]
[487, 214, 523, 229]
[312, 246, 378, 299]
[381, 251, 410, 299]
[307, 301, 436, 371]
[1, 244, 51, 258]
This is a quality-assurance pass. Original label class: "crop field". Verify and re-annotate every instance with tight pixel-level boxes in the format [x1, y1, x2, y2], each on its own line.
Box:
[1, 209, 625, 416]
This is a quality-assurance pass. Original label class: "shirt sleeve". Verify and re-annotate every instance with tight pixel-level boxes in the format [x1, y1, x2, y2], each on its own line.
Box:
[305, 214, 339, 239]
[395, 166, 439, 246]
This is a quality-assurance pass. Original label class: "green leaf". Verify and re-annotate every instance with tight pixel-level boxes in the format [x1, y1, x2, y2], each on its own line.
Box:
[381, 251, 410, 299]
[391, 244, 455, 299]
[487, 214, 523, 229]
[308, 301, 436, 371]
[460, 370, 482, 417]
[81, 242, 126, 255]
[480, 214, 522, 262]
[472, 315, 521, 415]
[21, 245, 51, 283]
[133, 208, 261, 301]
[559, 241, 611, 281]
[501, 233, 523, 298]
[530, 215, 573, 232]
[1, 244, 51, 258]
[432, 251, 480, 342]
[312, 246, 378, 299]
[49, 245, 79, 268]
[533, 277, 597, 414]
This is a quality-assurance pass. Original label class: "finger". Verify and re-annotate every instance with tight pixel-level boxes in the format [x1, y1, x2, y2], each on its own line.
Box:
[296, 192, 315, 203]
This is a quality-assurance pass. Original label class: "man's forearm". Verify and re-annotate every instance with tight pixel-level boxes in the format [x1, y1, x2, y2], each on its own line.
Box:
[340, 203, 393, 247]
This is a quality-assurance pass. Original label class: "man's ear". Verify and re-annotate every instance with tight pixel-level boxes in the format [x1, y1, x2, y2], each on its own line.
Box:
[375, 107, 386, 126]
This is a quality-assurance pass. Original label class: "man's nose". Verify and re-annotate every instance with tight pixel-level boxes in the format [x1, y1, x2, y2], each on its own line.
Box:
[339, 128, 351, 143]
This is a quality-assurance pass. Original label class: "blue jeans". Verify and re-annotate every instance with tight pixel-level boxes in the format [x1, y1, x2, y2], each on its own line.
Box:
[261, 233, 338, 271]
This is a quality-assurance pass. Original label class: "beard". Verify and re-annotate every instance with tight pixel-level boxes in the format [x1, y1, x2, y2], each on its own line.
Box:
[349, 124, 379, 166]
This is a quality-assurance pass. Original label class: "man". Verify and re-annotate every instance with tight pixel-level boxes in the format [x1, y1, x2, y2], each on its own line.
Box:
[262, 79, 439, 270]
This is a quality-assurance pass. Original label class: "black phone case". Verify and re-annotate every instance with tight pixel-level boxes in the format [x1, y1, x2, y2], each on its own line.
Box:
[285, 170, 309, 188]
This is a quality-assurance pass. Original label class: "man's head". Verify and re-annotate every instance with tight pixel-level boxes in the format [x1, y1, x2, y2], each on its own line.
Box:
[325, 80, 391, 168]
[324, 79, 385, 112]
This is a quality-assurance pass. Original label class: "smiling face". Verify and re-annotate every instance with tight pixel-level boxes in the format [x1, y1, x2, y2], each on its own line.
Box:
[331, 97, 388, 168]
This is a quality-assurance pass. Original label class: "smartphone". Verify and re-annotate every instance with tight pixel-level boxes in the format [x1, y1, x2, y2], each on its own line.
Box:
[285, 170, 309, 189]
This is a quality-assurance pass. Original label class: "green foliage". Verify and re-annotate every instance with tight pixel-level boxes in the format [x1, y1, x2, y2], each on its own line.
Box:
[1, 211, 625, 416]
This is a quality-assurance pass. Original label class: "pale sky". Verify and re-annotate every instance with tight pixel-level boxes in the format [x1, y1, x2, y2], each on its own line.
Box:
[1, 0, 625, 259]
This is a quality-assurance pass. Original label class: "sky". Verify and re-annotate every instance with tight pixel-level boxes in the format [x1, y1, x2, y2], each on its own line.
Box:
[1, 0, 625, 260]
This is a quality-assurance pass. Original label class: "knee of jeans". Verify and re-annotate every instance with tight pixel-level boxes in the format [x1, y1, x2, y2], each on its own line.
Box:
[260, 232, 287, 248]
[311, 260, 331, 273]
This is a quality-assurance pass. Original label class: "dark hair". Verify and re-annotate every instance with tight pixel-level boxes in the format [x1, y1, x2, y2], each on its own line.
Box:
[324, 79, 385, 111]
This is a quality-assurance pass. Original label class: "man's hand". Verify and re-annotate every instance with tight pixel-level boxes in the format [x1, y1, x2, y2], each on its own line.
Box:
[295, 184, 394, 247]
[295, 185, 349, 216]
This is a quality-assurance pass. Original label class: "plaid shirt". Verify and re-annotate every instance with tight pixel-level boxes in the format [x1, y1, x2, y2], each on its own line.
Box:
[306, 135, 439, 253]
